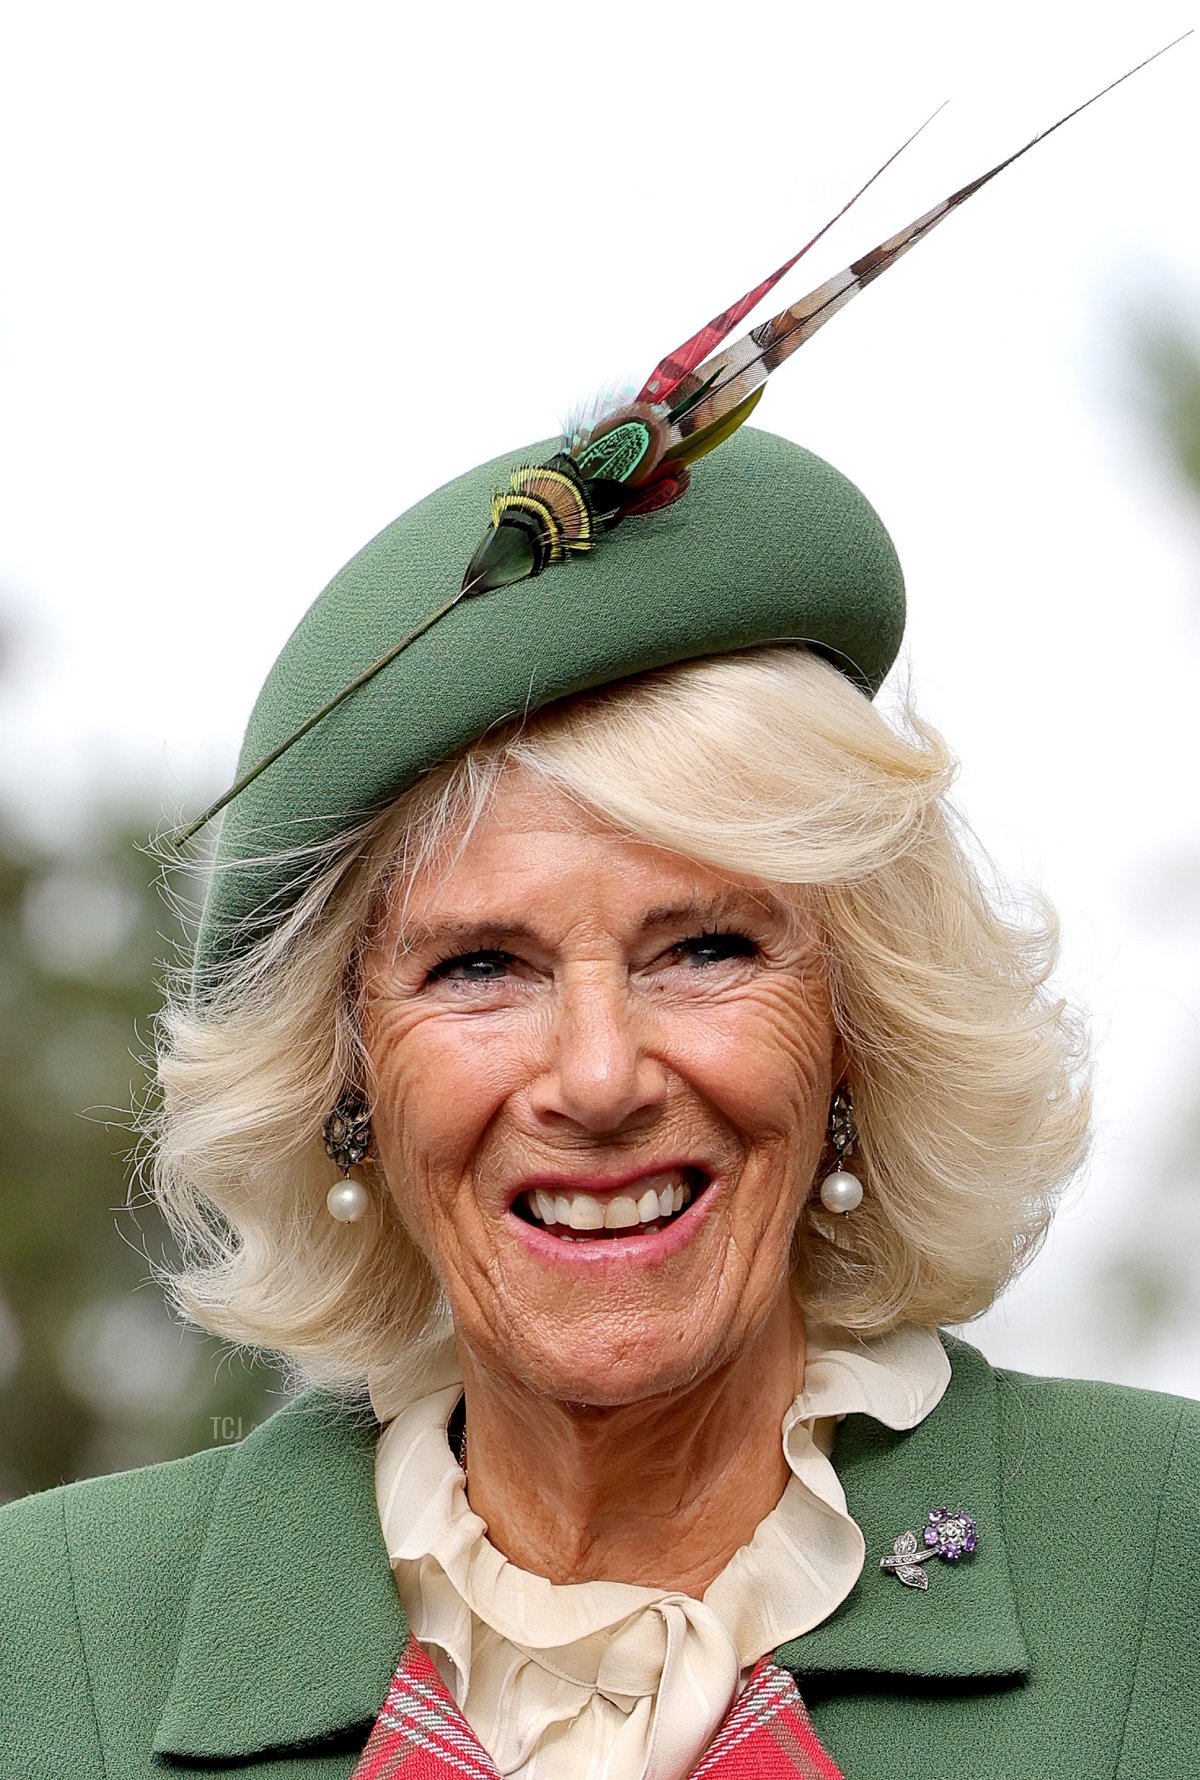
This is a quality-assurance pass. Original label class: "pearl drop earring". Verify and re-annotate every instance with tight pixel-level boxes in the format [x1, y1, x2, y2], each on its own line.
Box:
[326, 1177, 370, 1223]
[818, 1086, 864, 1216]
[322, 1094, 373, 1223]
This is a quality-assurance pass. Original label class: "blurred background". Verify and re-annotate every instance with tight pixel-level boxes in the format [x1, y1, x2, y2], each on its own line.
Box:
[1, 2, 1197, 1499]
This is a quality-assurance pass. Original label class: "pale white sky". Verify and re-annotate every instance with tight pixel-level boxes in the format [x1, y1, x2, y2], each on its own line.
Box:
[2, 2, 1198, 1391]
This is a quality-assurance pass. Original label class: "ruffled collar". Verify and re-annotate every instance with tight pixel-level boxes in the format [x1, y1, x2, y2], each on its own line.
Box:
[373, 1324, 948, 1780]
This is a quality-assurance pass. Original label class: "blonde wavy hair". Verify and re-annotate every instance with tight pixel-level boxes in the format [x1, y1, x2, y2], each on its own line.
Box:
[151, 647, 1091, 1402]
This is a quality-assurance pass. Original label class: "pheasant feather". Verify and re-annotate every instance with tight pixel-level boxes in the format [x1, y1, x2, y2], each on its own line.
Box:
[636, 106, 946, 410]
[658, 37, 1189, 463]
[465, 34, 1187, 598]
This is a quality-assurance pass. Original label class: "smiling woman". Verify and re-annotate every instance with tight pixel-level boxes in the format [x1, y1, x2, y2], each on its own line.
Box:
[2, 431, 1197, 1779]
[153, 648, 1085, 1410]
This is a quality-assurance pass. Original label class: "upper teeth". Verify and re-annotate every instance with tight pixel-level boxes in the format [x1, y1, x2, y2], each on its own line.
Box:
[524, 1174, 691, 1231]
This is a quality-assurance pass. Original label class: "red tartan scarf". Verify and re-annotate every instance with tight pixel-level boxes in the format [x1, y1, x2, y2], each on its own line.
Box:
[352, 1635, 845, 1780]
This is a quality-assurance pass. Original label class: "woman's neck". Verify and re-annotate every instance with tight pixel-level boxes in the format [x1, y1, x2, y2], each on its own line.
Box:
[456, 1298, 804, 1596]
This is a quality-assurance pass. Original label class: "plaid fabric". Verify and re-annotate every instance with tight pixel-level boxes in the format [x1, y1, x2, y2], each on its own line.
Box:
[351, 1638, 844, 1780]
[689, 1659, 846, 1779]
[352, 1637, 498, 1779]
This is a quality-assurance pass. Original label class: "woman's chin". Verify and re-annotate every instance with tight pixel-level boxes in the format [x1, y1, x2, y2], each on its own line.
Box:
[486, 1311, 734, 1411]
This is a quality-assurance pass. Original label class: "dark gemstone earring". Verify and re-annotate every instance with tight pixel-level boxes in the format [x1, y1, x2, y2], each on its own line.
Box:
[818, 1085, 864, 1216]
[322, 1094, 372, 1222]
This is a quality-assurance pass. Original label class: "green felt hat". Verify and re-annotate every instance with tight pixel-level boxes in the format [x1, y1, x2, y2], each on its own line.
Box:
[187, 43, 1191, 979]
[194, 426, 903, 976]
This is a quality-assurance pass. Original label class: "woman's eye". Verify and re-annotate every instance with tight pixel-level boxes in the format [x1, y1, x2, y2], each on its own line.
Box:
[428, 949, 513, 984]
[672, 930, 758, 968]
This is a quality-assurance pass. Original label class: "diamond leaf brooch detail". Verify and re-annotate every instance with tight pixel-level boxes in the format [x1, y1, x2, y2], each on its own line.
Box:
[880, 1508, 978, 1590]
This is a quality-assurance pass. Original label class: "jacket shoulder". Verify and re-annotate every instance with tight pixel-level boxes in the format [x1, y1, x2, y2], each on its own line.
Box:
[949, 1338, 1200, 1777]
[0, 1437, 233, 1587]
[0, 1442, 234, 1770]
[940, 1333, 1199, 1512]
[987, 1352, 1199, 1466]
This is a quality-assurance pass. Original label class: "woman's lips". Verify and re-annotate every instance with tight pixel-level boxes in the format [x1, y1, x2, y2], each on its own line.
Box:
[505, 1165, 715, 1264]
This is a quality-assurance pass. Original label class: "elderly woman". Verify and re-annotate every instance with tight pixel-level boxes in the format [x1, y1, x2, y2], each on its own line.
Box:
[2, 422, 1197, 1780]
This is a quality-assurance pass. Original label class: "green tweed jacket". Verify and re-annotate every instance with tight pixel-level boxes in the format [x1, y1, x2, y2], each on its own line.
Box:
[1, 1335, 1196, 1778]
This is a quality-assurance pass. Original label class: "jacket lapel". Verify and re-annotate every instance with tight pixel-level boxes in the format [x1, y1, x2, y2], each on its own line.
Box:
[153, 1390, 408, 1762]
[777, 1335, 1030, 1681]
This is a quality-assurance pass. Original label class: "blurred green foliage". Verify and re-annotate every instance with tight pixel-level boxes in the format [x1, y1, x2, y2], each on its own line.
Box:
[0, 784, 285, 1501]
[1139, 322, 1200, 495]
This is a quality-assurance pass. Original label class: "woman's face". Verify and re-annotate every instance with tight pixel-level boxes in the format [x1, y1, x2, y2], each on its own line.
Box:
[361, 767, 839, 1407]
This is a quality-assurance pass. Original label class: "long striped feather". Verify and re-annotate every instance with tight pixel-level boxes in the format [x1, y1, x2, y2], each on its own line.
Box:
[636, 108, 946, 410]
[665, 35, 1190, 462]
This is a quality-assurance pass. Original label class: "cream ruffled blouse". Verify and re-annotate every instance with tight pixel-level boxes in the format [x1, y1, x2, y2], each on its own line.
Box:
[374, 1324, 949, 1780]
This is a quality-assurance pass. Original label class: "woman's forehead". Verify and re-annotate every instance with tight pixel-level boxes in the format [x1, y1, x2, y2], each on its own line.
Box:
[380, 769, 789, 939]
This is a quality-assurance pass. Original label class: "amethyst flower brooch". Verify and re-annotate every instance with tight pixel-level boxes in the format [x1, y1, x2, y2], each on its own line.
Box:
[880, 1508, 978, 1590]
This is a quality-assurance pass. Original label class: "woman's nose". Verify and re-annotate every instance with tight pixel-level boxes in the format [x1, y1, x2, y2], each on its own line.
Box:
[528, 973, 669, 1133]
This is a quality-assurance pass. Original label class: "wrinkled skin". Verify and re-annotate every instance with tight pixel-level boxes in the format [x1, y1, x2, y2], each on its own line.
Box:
[361, 767, 839, 1589]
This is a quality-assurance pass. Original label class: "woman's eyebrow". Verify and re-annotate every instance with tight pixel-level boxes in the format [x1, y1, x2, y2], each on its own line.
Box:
[637, 891, 772, 933]
[387, 892, 779, 956]
[391, 917, 544, 956]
